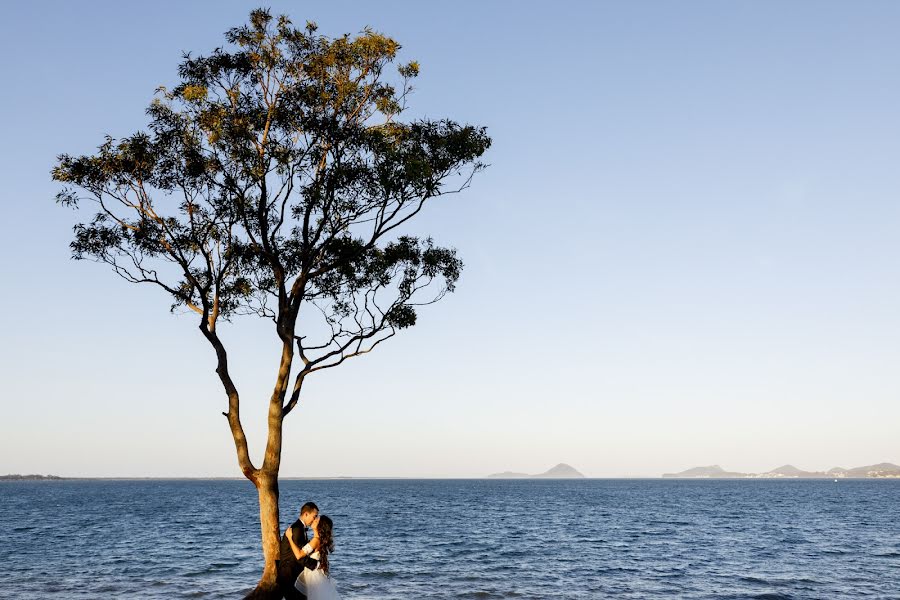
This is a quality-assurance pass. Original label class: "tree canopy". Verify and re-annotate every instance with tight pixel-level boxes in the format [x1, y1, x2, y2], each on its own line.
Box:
[54, 10, 491, 417]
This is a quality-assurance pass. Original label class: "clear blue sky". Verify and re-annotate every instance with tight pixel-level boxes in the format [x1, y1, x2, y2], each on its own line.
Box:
[2, 1, 899, 477]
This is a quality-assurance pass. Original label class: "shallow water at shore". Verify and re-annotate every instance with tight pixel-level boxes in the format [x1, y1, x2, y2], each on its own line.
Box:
[1, 479, 898, 598]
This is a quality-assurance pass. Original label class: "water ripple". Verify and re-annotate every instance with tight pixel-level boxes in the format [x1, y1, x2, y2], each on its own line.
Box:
[0, 479, 898, 598]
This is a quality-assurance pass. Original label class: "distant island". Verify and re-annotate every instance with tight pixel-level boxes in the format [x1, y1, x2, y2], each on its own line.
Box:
[488, 463, 585, 479]
[0, 474, 64, 481]
[662, 463, 900, 479]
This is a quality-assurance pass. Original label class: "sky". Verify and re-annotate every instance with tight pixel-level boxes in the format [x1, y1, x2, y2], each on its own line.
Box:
[1, 1, 899, 478]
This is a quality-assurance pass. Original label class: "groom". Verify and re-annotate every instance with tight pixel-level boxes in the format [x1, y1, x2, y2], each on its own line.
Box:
[277, 501, 319, 600]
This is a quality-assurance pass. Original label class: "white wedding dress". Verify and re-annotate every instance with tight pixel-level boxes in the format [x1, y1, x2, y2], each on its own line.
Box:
[295, 547, 341, 600]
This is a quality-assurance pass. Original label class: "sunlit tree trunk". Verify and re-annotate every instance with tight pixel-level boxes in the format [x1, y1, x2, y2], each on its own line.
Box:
[246, 472, 282, 599]
[245, 340, 292, 599]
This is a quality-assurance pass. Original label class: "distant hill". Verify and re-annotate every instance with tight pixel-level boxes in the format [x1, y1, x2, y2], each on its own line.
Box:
[535, 464, 585, 478]
[0, 474, 64, 481]
[663, 462, 900, 479]
[488, 471, 531, 479]
[662, 465, 748, 478]
[841, 463, 900, 478]
[769, 465, 808, 476]
[488, 463, 585, 479]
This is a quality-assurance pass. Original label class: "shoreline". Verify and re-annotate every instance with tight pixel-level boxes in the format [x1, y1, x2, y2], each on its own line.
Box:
[3, 476, 900, 481]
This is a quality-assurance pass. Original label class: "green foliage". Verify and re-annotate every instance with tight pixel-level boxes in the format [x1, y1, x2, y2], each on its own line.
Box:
[53, 8, 489, 370]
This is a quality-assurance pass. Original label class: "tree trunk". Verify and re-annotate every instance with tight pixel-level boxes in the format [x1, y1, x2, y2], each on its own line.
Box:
[244, 473, 282, 599]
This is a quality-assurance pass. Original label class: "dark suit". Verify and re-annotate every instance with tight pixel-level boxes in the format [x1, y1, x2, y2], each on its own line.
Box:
[277, 519, 318, 600]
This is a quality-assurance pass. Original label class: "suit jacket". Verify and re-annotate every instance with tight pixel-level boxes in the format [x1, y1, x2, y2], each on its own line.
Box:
[278, 519, 318, 583]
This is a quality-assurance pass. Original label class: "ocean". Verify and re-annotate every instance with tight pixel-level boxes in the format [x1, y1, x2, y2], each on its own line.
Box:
[1, 479, 898, 599]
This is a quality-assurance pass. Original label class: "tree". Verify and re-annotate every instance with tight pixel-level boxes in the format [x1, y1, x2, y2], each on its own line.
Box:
[52, 10, 490, 597]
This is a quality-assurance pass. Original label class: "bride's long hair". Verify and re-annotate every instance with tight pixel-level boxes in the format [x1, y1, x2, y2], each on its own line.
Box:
[316, 515, 335, 576]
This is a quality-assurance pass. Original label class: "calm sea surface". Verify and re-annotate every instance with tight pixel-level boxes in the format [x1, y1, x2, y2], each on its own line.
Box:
[1, 479, 898, 599]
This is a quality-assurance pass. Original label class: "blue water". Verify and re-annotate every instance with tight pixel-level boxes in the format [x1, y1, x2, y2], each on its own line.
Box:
[1, 479, 898, 599]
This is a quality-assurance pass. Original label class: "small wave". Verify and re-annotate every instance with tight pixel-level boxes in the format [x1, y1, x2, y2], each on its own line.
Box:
[595, 566, 641, 574]
[362, 570, 398, 579]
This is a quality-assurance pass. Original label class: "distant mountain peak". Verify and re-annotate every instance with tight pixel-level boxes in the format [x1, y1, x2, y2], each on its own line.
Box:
[537, 463, 585, 478]
[771, 465, 805, 475]
[488, 463, 585, 479]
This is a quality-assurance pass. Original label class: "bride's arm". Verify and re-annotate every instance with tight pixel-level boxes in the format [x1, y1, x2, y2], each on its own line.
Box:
[286, 527, 320, 561]
[286, 527, 309, 560]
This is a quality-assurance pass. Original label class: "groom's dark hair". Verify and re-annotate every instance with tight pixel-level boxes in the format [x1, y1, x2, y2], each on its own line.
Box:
[300, 502, 318, 516]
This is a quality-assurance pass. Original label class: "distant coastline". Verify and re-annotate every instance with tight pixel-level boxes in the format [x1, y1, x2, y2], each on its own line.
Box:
[5, 462, 900, 480]
[663, 463, 900, 479]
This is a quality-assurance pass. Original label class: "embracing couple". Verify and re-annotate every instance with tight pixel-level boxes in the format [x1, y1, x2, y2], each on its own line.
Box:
[276, 501, 341, 600]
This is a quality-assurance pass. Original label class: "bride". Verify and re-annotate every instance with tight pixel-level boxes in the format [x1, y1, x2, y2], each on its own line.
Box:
[286, 514, 341, 600]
